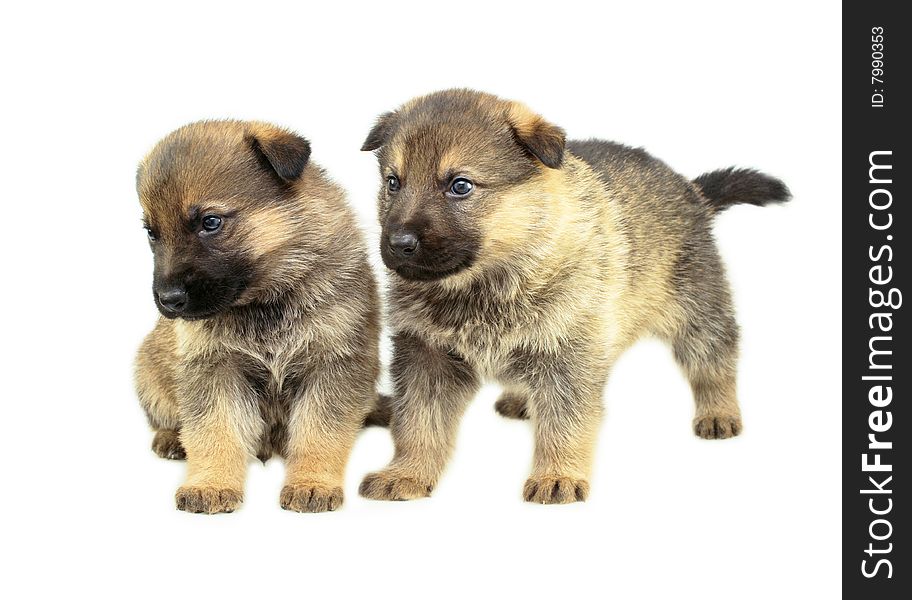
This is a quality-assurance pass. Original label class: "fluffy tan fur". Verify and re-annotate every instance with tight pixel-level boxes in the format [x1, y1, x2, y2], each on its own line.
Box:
[359, 89, 787, 503]
[135, 120, 380, 514]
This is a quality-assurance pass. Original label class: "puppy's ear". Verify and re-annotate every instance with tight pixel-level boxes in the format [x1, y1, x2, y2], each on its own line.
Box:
[361, 111, 398, 151]
[248, 127, 311, 182]
[507, 102, 566, 169]
[135, 162, 145, 191]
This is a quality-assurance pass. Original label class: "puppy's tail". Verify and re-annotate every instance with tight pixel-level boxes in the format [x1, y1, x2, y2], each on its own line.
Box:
[693, 167, 791, 215]
[363, 393, 392, 428]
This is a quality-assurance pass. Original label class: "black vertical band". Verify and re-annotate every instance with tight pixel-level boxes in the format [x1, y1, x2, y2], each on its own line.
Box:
[843, 3, 906, 596]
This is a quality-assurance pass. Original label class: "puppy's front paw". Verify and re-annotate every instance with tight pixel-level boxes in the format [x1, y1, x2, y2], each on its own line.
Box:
[523, 475, 589, 504]
[175, 486, 242, 514]
[280, 482, 343, 513]
[152, 430, 185, 460]
[693, 414, 742, 439]
[359, 470, 433, 501]
[494, 393, 529, 420]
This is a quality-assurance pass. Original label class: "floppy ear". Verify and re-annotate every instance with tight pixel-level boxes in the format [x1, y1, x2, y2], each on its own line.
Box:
[507, 102, 566, 169]
[361, 111, 398, 151]
[248, 127, 311, 182]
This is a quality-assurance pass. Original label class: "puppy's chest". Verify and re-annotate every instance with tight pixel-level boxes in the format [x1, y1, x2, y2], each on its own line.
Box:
[396, 293, 538, 376]
[179, 318, 313, 402]
[451, 326, 514, 376]
[243, 344, 304, 393]
[237, 343, 308, 458]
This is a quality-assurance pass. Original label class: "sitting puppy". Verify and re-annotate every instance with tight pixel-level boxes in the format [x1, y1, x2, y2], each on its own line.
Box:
[135, 120, 380, 514]
[359, 89, 789, 504]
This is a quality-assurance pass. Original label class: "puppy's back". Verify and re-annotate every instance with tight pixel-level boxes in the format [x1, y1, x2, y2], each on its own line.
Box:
[567, 139, 708, 222]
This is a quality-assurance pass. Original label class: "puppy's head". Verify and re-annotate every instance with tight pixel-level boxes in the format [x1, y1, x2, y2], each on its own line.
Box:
[362, 89, 566, 282]
[137, 120, 312, 320]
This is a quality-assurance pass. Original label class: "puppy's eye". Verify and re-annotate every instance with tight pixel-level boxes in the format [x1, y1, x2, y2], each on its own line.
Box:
[144, 226, 157, 242]
[200, 215, 223, 234]
[448, 178, 474, 197]
[387, 175, 400, 193]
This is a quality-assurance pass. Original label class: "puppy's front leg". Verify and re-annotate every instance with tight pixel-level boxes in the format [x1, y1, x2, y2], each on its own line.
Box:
[359, 332, 480, 501]
[280, 358, 371, 513]
[175, 361, 262, 514]
[507, 349, 605, 504]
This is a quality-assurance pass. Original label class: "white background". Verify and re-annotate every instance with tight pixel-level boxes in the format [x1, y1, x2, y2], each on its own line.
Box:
[1, 1, 841, 598]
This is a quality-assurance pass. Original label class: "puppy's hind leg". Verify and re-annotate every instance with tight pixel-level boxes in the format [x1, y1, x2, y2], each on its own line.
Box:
[494, 390, 530, 420]
[669, 253, 743, 439]
[135, 323, 185, 460]
[151, 429, 185, 460]
[675, 337, 742, 439]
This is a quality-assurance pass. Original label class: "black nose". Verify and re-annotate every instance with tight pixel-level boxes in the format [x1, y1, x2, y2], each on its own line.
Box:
[157, 287, 188, 312]
[388, 231, 419, 257]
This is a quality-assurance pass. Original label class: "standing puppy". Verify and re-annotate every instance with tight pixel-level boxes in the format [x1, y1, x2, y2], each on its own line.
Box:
[359, 89, 789, 504]
[135, 120, 380, 514]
